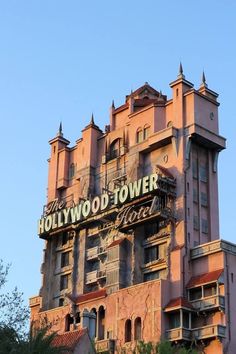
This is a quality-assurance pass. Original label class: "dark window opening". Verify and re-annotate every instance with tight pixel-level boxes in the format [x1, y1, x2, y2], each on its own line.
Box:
[109, 139, 120, 160]
[65, 314, 73, 332]
[145, 245, 159, 263]
[169, 312, 180, 329]
[189, 287, 202, 301]
[60, 274, 69, 291]
[134, 317, 141, 340]
[61, 252, 70, 268]
[62, 232, 68, 245]
[75, 312, 81, 323]
[59, 298, 64, 307]
[144, 271, 160, 282]
[98, 306, 105, 340]
[231, 273, 234, 282]
[125, 319, 132, 342]
[183, 311, 190, 328]
[144, 222, 159, 238]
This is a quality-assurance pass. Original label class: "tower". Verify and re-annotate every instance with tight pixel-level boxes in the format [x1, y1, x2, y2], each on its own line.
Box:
[30, 67, 236, 354]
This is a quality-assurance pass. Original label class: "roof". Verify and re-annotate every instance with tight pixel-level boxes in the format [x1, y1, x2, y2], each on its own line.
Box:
[75, 289, 106, 304]
[129, 83, 160, 99]
[107, 238, 125, 248]
[187, 269, 224, 289]
[165, 297, 193, 312]
[52, 329, 87, 352]
[156, 164, 175, 179]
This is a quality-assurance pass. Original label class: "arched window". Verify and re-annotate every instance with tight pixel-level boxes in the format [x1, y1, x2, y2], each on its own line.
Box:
[143, 125, 150, 140]
[69, 163, 76, 179]
[109, 139, 120, 160]
[134, 317, 141, 340]
[136, 128, 143, 143]
[125, 319, 132, 342]
[65, 314, 73, 332]
[98, 306, 105, 340]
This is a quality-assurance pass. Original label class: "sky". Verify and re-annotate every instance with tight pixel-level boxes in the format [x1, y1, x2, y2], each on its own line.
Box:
[0, 1, 236, 306]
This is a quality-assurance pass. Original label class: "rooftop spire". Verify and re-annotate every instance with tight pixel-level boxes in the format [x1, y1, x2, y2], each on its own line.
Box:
[201, 70, 208, 87]
[178, 62, 185, 79]
[90, 113, 94, 125]
[57, 121, 63, 137]
[112, 99, 115, 109]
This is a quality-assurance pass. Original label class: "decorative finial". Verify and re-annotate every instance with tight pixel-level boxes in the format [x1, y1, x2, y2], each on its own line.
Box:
[159, 90, 162, 97]
[178, 62, 185, 79]
[201, 70, 208, 87]
[58, 121, 63, 137]
[145, 81, 149, 85]
[112, 99, 115, 109]
[90, 113, 94, 125]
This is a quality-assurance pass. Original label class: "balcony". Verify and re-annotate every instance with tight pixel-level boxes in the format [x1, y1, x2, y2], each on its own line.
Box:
[190, 239, 236, 260]
[86, 246, 106, 261]
[190, 295, 225, 312]
[85, 270, 106, 284]
[29, 295, 42, 308]
[95, 339, 115, 353]
[193, 324, 226, 340]
[85, 270, 98, 285]
[166, 328, 192, 342]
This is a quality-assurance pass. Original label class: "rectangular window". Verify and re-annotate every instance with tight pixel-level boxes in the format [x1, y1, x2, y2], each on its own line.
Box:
[144, 245, 159, 263]
[193, 216, 199, 230]
[169, 312, 180, 329]
[62, 232, 68, 245]
[201, 192, 208, 207]
[189, 287, 202, 301]
[192, 160, 198, 179]
[193, 189, 198, 203]
[61, 252, 70, 268]
[200, 165, 207, 182]
[60, 274, 68, 291]
[202, 219, 208, 234]
[204, 284, 217, 297]
[144, 270, 160, 282]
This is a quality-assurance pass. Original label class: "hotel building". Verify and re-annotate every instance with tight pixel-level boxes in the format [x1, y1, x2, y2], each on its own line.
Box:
[30, 67, 236, 353]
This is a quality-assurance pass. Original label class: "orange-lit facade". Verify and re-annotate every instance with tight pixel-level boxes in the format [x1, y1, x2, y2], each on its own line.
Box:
[30, 68, 236, 354]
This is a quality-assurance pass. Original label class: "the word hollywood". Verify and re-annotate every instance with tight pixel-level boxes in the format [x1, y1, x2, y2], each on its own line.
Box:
[38, 173, 159, 235]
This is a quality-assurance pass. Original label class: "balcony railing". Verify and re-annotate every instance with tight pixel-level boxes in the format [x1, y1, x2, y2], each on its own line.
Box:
[190, 295, 225, 312]
[85, 270, 98, 284]
[193, 324, 226, 340]
[167, 324, 226, 342]
[166, 328, 192, 341]
[86, 246, 106, 261]
[29, 295, 42, 308]
[190, 239, 236, 260]
[95, 339, 115, 353]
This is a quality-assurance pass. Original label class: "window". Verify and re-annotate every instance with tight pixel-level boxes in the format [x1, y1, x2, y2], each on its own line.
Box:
[134, 317, 141, 340]
[204, 284, 216, 297]
[144, 245, 159, 263]
[61, 252, 70, 268]
[193, 216, 199, 230]
[62, 232, 68, 245]
[69, 163, 76, 179]
[144, 271, 160, 282]
[60, 274, 69, 291]
[59, 298, 64, 307]
[192, 159, 198, 179]
[109, 139, 120, 160]
[65, 314, 73, 332]
[136, 128, 143, 143]
[201, 192, 208, 207]
[143, 125, 150, 140]
[125, 319, 132, 342]
[183, 311, 190, 328]
[189, 287, 202, 301]
[144, 222, 159, 238]
[202, 219, 208, 234]
[169, 312, 180, 329]
[200, 165, 207, 182]
[193, 188, 198, 203]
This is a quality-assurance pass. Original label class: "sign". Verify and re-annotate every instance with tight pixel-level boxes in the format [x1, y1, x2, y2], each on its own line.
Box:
[115, 196, 159, 229]
[38, 173, 159, 236]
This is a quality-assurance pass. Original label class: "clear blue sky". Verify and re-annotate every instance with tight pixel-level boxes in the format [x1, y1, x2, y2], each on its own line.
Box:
[0, 1, 235, 306]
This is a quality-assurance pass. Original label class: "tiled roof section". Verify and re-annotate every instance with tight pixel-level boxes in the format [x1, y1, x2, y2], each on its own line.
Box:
[165, 297, 193, 311]
[52, 329, 87, 352]
[107, 238, 125, 248]
[75, 289, 106, 304]
[187, 269, 224, 289]
[156, 164, 175, 179]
